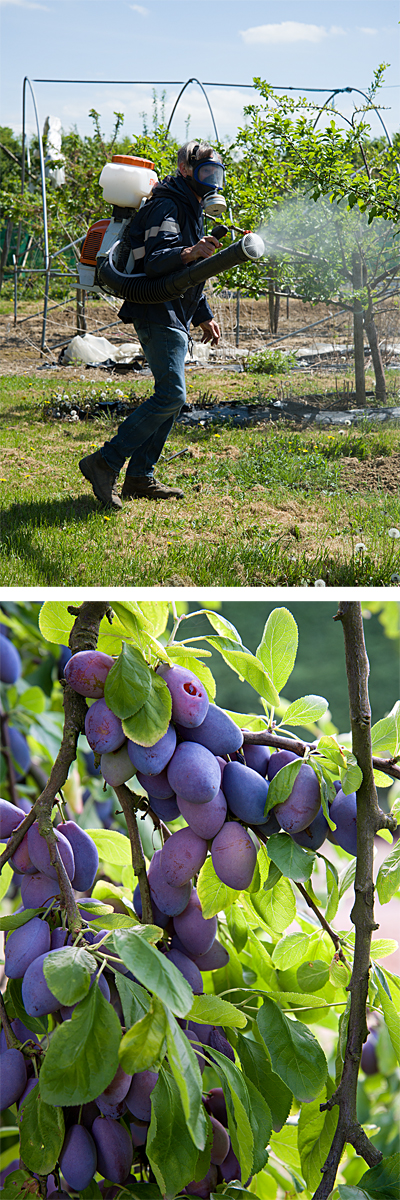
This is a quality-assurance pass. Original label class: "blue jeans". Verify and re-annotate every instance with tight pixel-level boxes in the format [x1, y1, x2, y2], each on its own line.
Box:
[101, 320, 188, 478]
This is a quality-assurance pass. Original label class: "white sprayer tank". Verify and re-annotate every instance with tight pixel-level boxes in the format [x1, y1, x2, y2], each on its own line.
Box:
[99, 155, 158, 208]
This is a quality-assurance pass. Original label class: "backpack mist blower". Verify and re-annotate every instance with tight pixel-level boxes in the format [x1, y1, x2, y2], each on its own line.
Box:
[77, 155, 265, 303]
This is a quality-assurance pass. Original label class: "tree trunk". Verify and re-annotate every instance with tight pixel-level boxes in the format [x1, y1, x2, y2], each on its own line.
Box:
[352, 250, 366, 406]
[364, 298, 386, 402]
[268, 258, 280, 334]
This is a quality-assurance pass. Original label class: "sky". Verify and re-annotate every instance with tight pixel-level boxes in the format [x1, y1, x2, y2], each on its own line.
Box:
[0, 0, 399, 148]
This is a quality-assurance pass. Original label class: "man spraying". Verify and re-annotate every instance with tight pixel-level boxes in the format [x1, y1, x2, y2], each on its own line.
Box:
[79, 141, 226, 510]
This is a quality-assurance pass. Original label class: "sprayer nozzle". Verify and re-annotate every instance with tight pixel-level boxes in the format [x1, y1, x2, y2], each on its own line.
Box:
[242, 232, 265, 260]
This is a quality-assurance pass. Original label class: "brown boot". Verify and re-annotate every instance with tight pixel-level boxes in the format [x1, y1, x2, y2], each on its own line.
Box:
[121, 475, 184, 500]
[79, 450, 122, 510]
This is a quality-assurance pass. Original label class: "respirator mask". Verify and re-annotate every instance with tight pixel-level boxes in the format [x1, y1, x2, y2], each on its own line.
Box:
[187, 154, 227, 217]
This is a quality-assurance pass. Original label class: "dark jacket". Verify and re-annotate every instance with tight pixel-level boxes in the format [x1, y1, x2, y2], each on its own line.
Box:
[118, 173, 214, 332]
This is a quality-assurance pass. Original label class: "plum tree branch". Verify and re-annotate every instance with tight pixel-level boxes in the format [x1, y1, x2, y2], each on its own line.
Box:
[114, 784, 154, 924]
[0, 602, 109, 936]
[242, 729, 400, 794]
[312, 601, 383, 1200]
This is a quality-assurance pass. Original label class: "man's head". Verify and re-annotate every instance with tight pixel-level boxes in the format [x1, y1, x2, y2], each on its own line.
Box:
[177, 141, 226, 216]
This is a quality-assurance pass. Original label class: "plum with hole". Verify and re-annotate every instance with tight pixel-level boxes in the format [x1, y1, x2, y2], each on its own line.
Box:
[211, 822, 256, 891]
[192, 940, 230, 971]
[127, 724, 177, 776]
[137, 767, 174, 800]
[8, 726, 31, 776]
[96, 1065, 133, 1117]
[85, 700, 125, 756]
[92, 1115, 133, 1184]
[167, 743, 220, 805]
[268, 749, 300, 780]
[209, 1115, 230, 1165]
[160, 827, 208, 886]
[125, 1071, 158, 1121]
[0, 1048, 27, 1110]
[59, 1124, 97, 1191]
[292, 806, 329, 850]
[133, 882, 171, 929]
[177, 789, 226, 839]
[159, 664, 209, 728]
[5, 915, 51, 978]
[173, 890, 217, 957]
[208, 1027, 235, 1062]
[241, 743, 270, 776]
[223, 761, 269, 824]
[27, 823, 75, 882]
[101, 744, 134, 787]
[56, 821, 99, 892]
[65, 650, 115, 698]
[273, 764, 321, 835]
[0, 633, 21, 684]
[21, 871, 59, 909]
[204, 1088, 228, 1127]
[148, 795, 180, 822]
[9, 832, 37, 875]
[0, 798, 27, 839]
[148, 849, 192, 917]
[185, 1165, 218, 1198]
[176, 704, 243, 757]
[361, 1030, 379, 1075]
[329, 788, 357, 856]
[165, 948, 203, 993]
[21, 948, 66, 1016]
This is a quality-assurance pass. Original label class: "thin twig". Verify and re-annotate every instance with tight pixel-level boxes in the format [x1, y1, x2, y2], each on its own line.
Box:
[242, 729, 400, 795]
[114, 784, 154, 924]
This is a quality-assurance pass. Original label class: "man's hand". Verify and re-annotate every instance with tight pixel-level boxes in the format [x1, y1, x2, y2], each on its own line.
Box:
[180, 236, 221, 266]
[199, 319, 220, 346]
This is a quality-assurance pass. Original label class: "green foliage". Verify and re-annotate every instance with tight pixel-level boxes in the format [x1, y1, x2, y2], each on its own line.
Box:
[246, 349, 297, 375]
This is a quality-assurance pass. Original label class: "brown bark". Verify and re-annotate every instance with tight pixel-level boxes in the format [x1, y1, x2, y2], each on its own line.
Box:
[364, 296, 386, 402]
[352, 250, 366, 406]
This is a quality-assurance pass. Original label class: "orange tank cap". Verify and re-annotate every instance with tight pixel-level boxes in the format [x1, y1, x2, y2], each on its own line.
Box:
[111, 155, 155, 169]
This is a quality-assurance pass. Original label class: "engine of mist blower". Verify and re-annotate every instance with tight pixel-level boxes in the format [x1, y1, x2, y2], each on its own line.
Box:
[78, 154, 159, 293]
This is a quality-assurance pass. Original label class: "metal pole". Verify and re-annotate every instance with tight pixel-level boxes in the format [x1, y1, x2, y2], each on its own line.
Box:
[13, 255, 17, 325]
[42, 257, 51, 353]
[236, 290, 240, 347]
[20, 77, 50, 354]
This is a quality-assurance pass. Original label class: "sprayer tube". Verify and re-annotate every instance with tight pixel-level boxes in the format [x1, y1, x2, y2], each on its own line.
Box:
[97, 232, 264, 304]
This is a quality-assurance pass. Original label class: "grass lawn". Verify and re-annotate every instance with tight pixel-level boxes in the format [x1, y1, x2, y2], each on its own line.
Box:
[1, 370, 399, 587]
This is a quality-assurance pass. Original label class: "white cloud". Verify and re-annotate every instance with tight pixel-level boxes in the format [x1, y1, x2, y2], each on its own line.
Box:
[128, 4, 149, 13]
[0, 0, 49, 7]
[240, 21, 344, 45]
[359, 27, 378, 35]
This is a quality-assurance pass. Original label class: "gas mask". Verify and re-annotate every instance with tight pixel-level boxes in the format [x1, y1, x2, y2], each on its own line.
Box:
[187, 157, 227, 217]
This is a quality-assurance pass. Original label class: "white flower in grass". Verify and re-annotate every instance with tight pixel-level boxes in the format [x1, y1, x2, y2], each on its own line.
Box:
[388, 528, 400, 539]
[354, 542, 367, 554]
[314, 579, 326, 587]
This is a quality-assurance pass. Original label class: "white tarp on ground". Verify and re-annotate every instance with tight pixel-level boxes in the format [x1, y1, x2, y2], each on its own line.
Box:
[61, 333, 214, 366]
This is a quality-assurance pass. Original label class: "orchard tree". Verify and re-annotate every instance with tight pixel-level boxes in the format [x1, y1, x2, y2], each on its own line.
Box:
[0, 600, 399, 1200]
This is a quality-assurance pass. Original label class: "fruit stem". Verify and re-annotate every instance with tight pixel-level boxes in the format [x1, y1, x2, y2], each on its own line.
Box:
[114, 783, 154, 924]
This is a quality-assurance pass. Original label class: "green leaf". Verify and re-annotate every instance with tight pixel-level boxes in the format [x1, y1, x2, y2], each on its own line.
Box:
[43, 946, 94, 1005]
[39, 983, 121, 1105]
[243, 1072, 271, 1173]
[264, 759, 303, 815]
[119, 996, 167, 1073]
[103, 642, 152, 719]
[298, 1079, 338, 1192]
[197, 855, 240, 919]
[272, 933, 313, 971]
[226, 904, 249, 953]
[137, 601, 170, 637]
[146, 1068, 199, 1199]
[39, 600, 74, 645]
[113, 930, 193, 1017]
[206, 1046, 254, 1183]
[251, 877, 296, 934]
[236, 1032, 292, 1133]
[370, 715, 398, 756]
[329, 958, 351, 989]
[188, 994, 247, 1028]
[280, 695, 328, 727]
[267, 833, 315, 883]
[0, 1169, 35, 1197]
[0, 908, 42, 931]
[296, 961, 330, 993]
[370, 939, 398, 960]
[18, 686, 46, 715]
[204, 636, 279, 707]
[7, 977, 48, 1036]
[257, 996, 328, 1102]
[376, 840, 400, 905]
[340, 754, 363, 795]
[164, 1008, 207, 1149]
[339, 859, 357, 899]
[122, 673, 172, 746]
[316, 736, 347, 771]
[84, 829, 132, 866]
[18, 1087, 65, 1175]
[324, 856, 339, 921]
[356, 1152, 400, 1199]
[256, 607, 298, 693]
[375, 977, 400, 1063]
[0, 858, 14, 903]
[115, 976, 151, 1028]
[204, 610, 242, 642]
